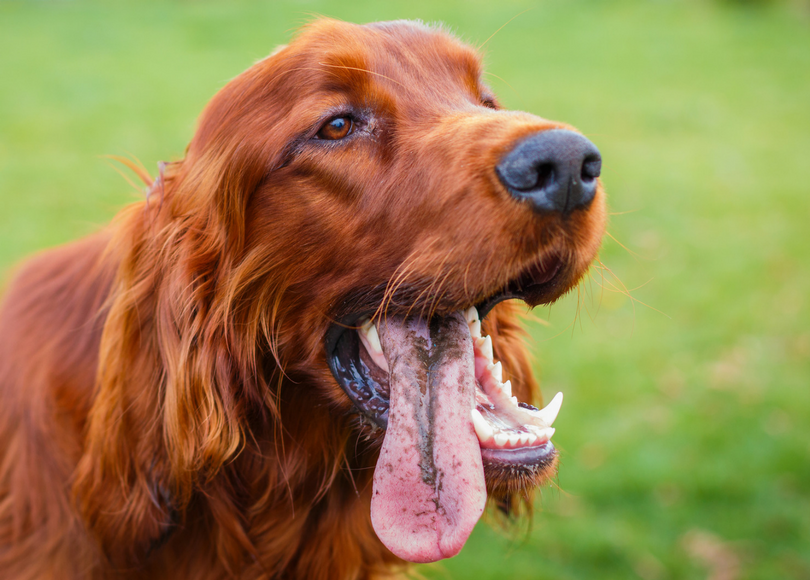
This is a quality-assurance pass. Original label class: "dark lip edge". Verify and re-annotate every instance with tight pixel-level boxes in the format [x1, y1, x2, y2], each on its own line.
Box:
[475, 257, 563, 319]
[480, 441, 557, 466]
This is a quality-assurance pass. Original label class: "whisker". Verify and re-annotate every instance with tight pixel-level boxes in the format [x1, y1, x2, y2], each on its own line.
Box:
[479, 8, 533, 50]
[593, 258, 670, 319]
[605, 230, 642, 260]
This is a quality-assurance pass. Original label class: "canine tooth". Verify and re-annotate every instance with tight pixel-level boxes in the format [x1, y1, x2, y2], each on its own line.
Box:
[493, 432, 509, 447]
[469, 319, 481, 338]
[489, 361, 502, 383]
[502, 380, 512, 398]
[358, 318, 388, 372]
[366, 323, 383, 355]
[480, 335, 494, 361]
[533, 392, 563, 426]
[471, 409, 494, 442]
[507, 433, 521, 447]
[465, 306, 479, 323]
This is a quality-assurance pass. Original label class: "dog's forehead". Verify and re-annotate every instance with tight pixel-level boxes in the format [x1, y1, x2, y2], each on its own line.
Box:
[190, 20, 490, 161]
[290, 19, 484, 98]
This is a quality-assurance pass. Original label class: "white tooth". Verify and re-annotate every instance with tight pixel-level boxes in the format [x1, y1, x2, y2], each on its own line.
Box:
[518, 432, 531, 445]
[528, 426, 555, 441]
[507, 433, 520, 447]
[533, 392, 563, 426]
[526, 432, 538, 445]
[358, 318, 388, 372]
[502, 380, 512, 398]
[366, 323, 383, 355]
[469, 319, 481, 338]
[465, 306, 479, 323]
[490, 361, 502, 383]
[493, 432, 509, 447]
[511, 396, 519, 406]
[481, 335, 494, 361]
[470, 409, 494, 442]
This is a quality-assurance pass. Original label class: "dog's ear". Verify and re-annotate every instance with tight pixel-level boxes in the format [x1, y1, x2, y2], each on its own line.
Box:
[71, 159, 269, 566]
[71, 279, 179, 565]
[70, 216, 189, 565]
[71, 51, 305, 564]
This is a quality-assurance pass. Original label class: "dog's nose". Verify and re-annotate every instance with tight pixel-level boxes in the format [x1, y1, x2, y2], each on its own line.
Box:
[496, 129, 602, 215]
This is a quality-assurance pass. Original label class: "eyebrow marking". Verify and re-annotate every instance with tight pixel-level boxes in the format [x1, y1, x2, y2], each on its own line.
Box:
[317, 62, 406, 88]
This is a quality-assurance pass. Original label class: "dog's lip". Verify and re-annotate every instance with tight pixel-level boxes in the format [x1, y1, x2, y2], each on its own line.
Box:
[480, 441, 556, 469]
[327, 327, 390, 429]
[477, 254, 563, 319]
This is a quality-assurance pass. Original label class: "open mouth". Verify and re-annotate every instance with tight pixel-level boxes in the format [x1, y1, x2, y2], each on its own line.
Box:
[348, 307, 561, 451]
[325, 253, 565, 563]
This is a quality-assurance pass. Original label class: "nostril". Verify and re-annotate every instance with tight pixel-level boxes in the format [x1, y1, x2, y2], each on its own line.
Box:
[534, 163, 554, 192]
[581, 154, 602, 181]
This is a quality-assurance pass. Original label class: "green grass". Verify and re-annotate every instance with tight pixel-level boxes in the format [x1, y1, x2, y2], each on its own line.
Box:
[1, 1, 809, 578]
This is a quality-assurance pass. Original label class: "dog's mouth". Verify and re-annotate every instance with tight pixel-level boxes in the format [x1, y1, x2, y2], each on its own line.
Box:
[325, 254, 565, 563]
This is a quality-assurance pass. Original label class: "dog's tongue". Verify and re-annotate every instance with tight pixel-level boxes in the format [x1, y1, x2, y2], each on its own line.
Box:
[372, 313, 486, 563]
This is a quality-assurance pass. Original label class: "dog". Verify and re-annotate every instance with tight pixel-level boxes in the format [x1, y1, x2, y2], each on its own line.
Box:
[0, 18, 605, 579]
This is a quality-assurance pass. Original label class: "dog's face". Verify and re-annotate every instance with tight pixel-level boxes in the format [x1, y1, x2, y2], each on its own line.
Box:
[178, 19, 605, 563]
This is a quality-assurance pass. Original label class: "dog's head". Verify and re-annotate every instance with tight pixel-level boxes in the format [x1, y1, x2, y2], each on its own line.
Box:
[78, 19, 605, 567]
[182, 19, 605, 561]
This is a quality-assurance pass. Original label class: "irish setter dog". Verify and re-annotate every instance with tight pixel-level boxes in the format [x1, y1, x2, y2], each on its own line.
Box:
[0, 19, 605, 579]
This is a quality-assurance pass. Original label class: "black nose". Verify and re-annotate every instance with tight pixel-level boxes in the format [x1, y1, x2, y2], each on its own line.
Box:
[496, 129, 602, 215]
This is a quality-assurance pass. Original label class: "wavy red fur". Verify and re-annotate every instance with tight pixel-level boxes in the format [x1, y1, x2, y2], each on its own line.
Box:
[0, 19, 605, 579]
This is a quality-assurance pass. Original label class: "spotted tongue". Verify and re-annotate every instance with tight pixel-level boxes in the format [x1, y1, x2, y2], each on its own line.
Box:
[372, 313, 486, 563]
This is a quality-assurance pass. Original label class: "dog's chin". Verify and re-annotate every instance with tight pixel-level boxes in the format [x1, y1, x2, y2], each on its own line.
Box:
[325, 252, 573, 497]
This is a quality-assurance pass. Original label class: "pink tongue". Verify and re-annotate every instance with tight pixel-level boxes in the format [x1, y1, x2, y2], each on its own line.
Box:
[372, 313, 486, 563]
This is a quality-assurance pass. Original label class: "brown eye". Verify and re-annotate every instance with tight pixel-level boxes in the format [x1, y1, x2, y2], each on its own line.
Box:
[316, 116, 353, 140]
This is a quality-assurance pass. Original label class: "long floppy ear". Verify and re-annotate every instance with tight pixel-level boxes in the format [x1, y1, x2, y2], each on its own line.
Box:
[71, 151, 274, 565]
[71, 201, 187, 565]
[71, 50, 298, 564]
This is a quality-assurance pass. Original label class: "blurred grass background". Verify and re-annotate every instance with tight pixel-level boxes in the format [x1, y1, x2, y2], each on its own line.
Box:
[1, 0, 809, 578]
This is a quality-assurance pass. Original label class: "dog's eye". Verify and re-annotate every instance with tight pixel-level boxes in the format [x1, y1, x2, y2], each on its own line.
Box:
[316, 116, 354, 140]
[481, 97, 498, 110]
